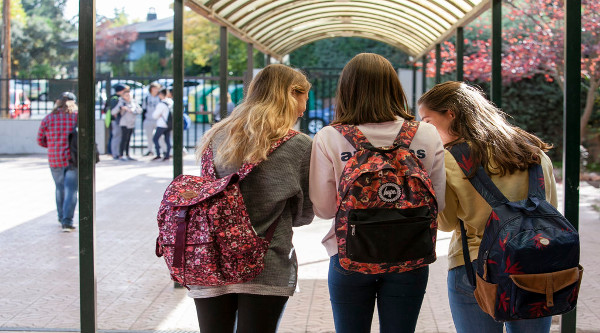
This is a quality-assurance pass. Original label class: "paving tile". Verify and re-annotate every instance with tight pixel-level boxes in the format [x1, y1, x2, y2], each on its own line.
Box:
[2, 155, 599, 333]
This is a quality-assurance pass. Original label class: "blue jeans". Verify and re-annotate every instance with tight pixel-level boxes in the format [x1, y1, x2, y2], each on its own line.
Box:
[448, 263, 552, 333]
[50, 166, 78, 227]
[328, 254, 428, 333]
[153, 127, 171, 158]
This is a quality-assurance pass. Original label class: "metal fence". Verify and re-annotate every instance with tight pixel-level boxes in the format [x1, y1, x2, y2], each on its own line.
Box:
[95, 75, 245, 155]
[0, 69, 343, 154]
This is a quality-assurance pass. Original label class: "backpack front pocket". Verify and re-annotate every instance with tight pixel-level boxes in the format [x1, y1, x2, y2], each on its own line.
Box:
[508, 265, 582, 319]
[346, 207, 434, 263]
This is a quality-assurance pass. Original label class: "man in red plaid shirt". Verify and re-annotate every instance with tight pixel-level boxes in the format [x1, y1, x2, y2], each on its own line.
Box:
[37, 92, 79, 232]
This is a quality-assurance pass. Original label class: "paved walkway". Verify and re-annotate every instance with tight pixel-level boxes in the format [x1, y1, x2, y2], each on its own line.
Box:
[0, 154, 599, 332]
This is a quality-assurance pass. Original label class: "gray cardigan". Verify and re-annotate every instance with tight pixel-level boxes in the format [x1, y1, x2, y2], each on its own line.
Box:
[188, 132, 314, 298]
[111, 97, 142, 129]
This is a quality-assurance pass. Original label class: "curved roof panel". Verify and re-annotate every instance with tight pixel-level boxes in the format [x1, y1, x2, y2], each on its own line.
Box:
[187, 0, 490, 60]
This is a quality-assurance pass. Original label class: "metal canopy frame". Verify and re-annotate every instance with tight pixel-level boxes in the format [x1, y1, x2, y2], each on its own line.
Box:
[186, 0, 490, 60]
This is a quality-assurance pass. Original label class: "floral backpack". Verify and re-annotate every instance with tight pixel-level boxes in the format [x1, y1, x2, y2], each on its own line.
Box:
[332, 121, 438, 274]
[449, 142, 583, 321]
[155, 130, 298, 287]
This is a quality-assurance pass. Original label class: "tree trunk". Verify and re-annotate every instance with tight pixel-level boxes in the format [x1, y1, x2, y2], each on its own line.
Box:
[1, 0, 11, 118]
[581, 78, 599, 143]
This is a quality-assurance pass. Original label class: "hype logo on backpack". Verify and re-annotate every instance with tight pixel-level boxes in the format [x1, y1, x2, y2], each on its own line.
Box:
[155, 130, 298, 287]
[449, 143, 583, 321]
[333, 121, 438, 274]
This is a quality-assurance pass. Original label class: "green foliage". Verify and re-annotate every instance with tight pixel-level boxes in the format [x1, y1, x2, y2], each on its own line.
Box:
[0, 0, 27, 24]
[133, 52, 165, 76]
[501, 76, 564, 161]
[20, 0, 67, 19]
[173, 11, 263, 76]
[205, 34, 260, 76]
[587, 162, 600, 172]
[289, 37, 410, 69]
[109, 8, 130, 27]
[9, 0, 75, 78]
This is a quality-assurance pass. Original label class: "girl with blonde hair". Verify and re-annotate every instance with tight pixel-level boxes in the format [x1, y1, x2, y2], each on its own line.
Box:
[192, 64, 315, 333]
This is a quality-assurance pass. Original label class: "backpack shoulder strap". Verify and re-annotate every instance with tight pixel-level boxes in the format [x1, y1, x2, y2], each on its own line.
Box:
[200, 145, 218, 180]
[393, 119, 419, 149]
[331, 124, 372, 151]
[236, 130, 300, 181]
[448, 142, 508, 208]
[527, 163, 546, 200]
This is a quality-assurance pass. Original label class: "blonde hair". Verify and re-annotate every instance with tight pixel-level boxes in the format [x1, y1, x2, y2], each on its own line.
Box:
[418, 81, 552, 177]
[196, 64, 311, 167]
[334, 53, 413, 125]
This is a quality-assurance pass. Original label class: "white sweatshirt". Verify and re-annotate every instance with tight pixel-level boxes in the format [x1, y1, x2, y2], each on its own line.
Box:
[309, 117, 446, 257]
[152, 98, 173, 128]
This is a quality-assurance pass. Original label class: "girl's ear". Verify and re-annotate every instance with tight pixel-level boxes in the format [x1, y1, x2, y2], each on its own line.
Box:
[447, 110, 456, 119]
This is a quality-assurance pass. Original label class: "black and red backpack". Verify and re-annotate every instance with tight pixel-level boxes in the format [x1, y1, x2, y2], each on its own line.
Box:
[332, 120, 438, 274]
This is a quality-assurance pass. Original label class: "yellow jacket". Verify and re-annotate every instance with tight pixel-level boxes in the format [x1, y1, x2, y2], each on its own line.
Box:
[439, 149, 558, 270]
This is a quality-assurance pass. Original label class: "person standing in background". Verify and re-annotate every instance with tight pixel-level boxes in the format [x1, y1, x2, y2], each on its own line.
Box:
[142, 82, 162, 156]
[111, 86, 142, 161]
[152, 88, 173, 161]
[37, 92, 79, 232]
[106, 84, 128, 159]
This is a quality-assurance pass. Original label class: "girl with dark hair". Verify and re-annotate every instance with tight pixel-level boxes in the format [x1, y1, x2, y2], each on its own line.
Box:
[309, 53, 446, 333]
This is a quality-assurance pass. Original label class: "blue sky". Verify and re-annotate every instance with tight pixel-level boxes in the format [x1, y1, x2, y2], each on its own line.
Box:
[64, 0, 172, 21]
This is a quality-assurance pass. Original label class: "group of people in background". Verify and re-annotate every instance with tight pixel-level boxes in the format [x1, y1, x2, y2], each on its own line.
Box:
[105, 83, 172, 161]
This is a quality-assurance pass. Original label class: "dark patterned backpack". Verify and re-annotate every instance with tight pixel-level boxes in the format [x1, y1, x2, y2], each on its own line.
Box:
[332, 121, 438, 274]
[449, 142, 583, 321]
[155, 130, 298, 287]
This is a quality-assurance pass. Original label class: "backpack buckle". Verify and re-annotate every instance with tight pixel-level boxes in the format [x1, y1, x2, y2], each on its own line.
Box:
[175, 208, 188, 223]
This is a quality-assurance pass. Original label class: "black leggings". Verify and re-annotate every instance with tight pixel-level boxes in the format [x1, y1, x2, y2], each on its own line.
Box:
[119, 126, 134, 157]
[194, 293, 288, 333]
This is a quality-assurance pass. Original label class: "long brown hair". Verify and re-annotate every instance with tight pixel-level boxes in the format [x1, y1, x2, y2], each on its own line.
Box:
[418, 81, 552, 177]
[196, 64, 311, 167]
[333, 53, 413, 125]
[51, 97, 77, 114]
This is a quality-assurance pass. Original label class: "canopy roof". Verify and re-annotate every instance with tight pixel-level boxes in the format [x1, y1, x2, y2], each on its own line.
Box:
[187, 0, 490, 60]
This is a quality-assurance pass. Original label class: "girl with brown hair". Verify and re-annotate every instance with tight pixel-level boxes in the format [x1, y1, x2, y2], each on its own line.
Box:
[309, 53, 446, 332]
[192, 64, 314, 333]
[418, 81, 556, 333]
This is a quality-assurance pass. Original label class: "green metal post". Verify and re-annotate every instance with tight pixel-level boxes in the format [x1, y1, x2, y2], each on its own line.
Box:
[412, 63, 417, 115]
[173, 0, 184, 178]
[491, 0, 502, 108]
[457, 27, 464, 82]
[422, 56, 428, 94]
[78, 0, 97, 331]
[435, 43, 441, 84]
[561, 1, 580, 332]
[220, 26, 228, 121]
